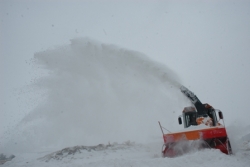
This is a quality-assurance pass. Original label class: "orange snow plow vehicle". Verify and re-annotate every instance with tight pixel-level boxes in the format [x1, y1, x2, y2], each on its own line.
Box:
[159, 86, 232, 157]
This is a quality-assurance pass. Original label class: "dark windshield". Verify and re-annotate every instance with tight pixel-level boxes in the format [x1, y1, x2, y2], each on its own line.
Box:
[185, 112, 197, 127]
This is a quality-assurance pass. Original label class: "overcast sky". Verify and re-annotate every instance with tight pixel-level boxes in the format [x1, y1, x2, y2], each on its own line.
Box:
[1, 0, 250, 136]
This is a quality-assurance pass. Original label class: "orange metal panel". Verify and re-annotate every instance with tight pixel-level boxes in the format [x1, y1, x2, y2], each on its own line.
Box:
[163, 127, 227, 143]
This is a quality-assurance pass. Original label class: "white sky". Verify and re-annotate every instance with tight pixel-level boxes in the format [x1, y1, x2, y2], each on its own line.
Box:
[1, 0, 250, 136]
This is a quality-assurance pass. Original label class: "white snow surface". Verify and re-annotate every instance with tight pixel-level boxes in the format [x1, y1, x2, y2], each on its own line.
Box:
[1, 38, 250, 166]
[2, 141, 250, 167]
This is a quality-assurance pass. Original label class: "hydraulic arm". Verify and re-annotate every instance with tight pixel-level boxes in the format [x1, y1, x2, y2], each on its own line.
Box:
[180, 86, 207, 116]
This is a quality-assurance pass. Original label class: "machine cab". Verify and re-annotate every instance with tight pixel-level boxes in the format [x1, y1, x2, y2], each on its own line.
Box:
[178, 105, 219, 128]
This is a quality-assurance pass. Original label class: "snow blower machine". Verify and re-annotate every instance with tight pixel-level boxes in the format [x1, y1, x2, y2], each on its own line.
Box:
[159, 86, 232, 157]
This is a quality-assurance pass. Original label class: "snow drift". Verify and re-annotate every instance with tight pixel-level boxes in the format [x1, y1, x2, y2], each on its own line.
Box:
[2, 38, 190, 153]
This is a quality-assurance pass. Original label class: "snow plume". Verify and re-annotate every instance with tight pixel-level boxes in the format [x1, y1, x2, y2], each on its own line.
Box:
[2, 38, 190, 152]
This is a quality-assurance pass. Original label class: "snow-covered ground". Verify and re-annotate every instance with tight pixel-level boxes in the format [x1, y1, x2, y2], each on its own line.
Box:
[1, 38, 250, 166]
[2, 139, 250, 167]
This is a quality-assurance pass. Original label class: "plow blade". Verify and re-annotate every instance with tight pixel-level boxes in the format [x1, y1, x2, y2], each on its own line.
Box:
[162, 126, 232, 157]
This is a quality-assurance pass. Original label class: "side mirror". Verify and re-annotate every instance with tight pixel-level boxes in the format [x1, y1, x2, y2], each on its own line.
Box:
[218, 111, 223, 119]
[178, 117, 182, 124]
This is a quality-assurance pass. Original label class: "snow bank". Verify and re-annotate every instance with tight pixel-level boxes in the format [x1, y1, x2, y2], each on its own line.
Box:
[3, 142, 250, 167]
[227, 123, 250, 154]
